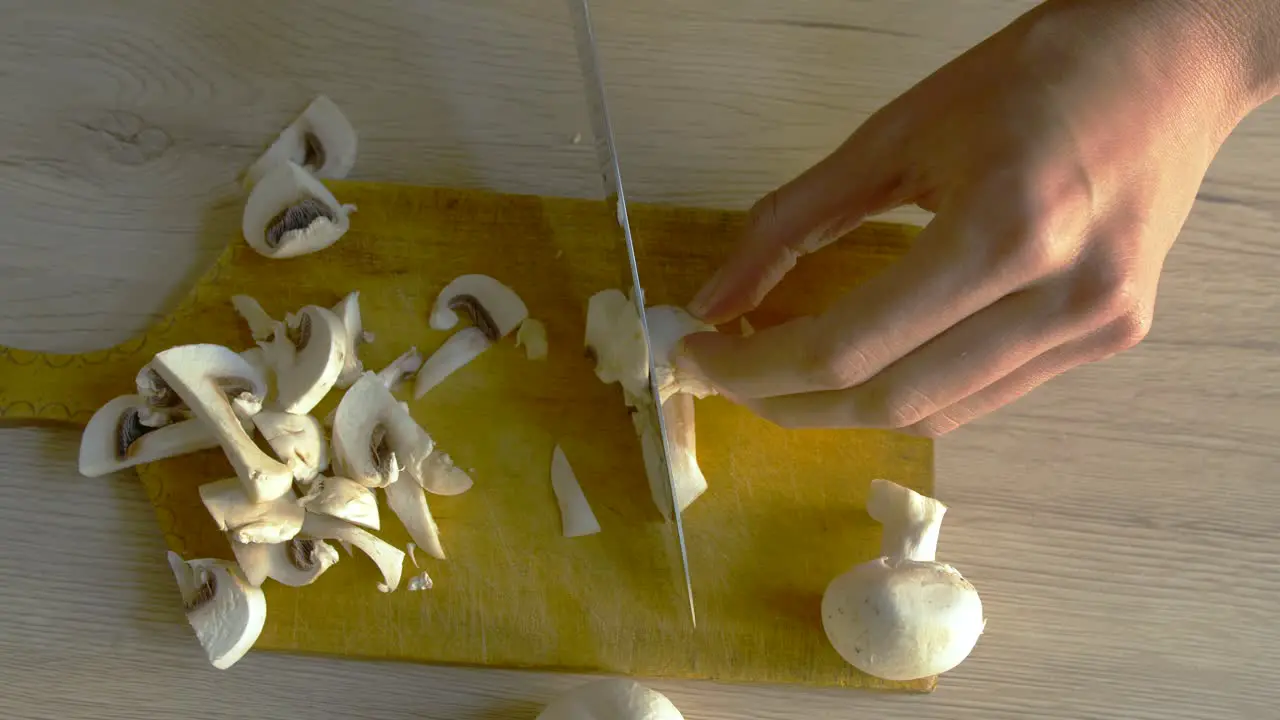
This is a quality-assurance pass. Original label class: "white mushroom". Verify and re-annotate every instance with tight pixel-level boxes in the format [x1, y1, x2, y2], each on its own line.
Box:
[243, 94, 358, 189]
[331, 290, 367, 388]
[231, 294, 277, 342]
[412, 327, 491, 398]
[198, 478, 305, 544]
[516, 317, 549, 360]
[259, 305, 347, 414]
[301, 513, 404, 592]
[536, 678, 684, 720]
[382, 473, 446, 560]
[251, 411, 329, 483]
[150, 344, 294, 502]
[821, 479, 985, 682]
[78, 395, 219, 478]
[428, 273, 529, 336]
[242, 160, 356, 259]
[413, 450, 473, 497]
[167, 551, 266, 670]
[584, 288, 649, 400]
[231, 536, 340, 587]
[297, 476, 380, 530]
[646, 305, 718, 403]
[550, 445, 600, 537]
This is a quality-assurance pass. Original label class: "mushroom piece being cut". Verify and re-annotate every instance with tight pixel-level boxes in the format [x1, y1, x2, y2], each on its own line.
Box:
[150, 344, 295, 502]
[167, 551, 266, 670]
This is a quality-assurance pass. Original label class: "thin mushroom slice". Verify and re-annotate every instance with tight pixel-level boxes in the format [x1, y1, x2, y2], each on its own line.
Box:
[515, 317, 548, 360]
[412, 327, 491, 399]
[243, 94, 358, 189]
[333, 372, 434, 488]
[297, 475, 380, 530]
[199, 478, 305, 544]
[331, 291, 367, 388]
[428, 273, 528, 337]
[584, 288, 649, 400]
[382, 473, 446, 560]
[550, 445, 600, 537]
[231, 295, 277, 343]
[414, 450, 473, 497]
[242, 160, 356, 259]
[302, 513, 404, 592]
[231, 536, 340, 587]
[78, 395, 220, 478]
[260, 305, 348, 414]
[377, 346, 424, 391]
[252, 411, 329, 483]
[151, 344, 294, 502]
[167, 551, 266, 670]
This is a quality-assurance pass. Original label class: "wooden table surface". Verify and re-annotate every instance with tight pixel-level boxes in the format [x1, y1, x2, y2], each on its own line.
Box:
[2, 1, 1276, 718]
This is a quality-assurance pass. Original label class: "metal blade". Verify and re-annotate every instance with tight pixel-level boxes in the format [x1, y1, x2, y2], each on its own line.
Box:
[566, 0, 696, 628]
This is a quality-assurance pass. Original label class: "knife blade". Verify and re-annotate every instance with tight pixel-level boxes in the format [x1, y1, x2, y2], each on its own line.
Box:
[566, 0, 697, 628]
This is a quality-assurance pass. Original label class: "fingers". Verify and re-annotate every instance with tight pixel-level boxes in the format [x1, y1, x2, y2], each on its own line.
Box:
[689, 127, 907, 324]
[679, 206, 1022, 400]
[903, 315, 1148, 436]
[741, 286, 1079, 428]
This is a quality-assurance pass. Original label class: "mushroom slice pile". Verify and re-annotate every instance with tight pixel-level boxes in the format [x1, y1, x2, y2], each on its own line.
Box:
[78, 395, 220, 478]
[550, 445, 600, 538]
[821, 479, 985, 682]
[331, 290, 368, 388]
[199, 478, 305, 544]
[415, 274, 529, 398]
[167, 551, 266, 670]
[231, 536, 340, 587]
[243, 94, 358, 189]
[297, 475, 380, 530]
[302, 513, 405, 592]
[252, 411, 329, 483]
[242, 160, 356, 259]
[150, 344, 294, 502]
[382, 472, 446, 561]
[259, 305, 348, 414]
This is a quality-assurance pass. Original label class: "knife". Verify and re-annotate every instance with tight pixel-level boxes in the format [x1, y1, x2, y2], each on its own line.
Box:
[566, 0, 697, 628]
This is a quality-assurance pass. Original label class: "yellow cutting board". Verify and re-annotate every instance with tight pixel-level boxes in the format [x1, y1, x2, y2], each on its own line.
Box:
[0, 181, 933, 691]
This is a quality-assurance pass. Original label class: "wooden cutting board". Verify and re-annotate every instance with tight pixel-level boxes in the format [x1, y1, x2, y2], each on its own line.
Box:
[0, 181, 934, 691]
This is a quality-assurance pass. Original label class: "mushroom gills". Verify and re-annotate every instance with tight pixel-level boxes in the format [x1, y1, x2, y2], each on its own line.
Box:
[242, 160, 356, 259]
[428, 273, 529, 338]
[243, 94, 358, 189]
[333, 372, 435, 488]
[78, 395, 220, 478]
[550, 445, 600, 537]
[231, 536, 340, 587]
[261, 305, 348, 414]
[167, 551, 266, 670]
[413, 326, 492, 398]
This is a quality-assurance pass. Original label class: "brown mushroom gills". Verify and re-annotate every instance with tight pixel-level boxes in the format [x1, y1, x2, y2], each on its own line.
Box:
[117, 407, 159, 459]
[449, 295, 500, 340]
[265, 198, 336, 250]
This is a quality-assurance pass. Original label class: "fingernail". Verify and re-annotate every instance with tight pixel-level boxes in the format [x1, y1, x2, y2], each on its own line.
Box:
[687, 268, 726, 320]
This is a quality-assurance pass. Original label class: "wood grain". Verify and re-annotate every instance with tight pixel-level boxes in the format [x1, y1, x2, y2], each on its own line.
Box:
[1, 0, 1278, 718]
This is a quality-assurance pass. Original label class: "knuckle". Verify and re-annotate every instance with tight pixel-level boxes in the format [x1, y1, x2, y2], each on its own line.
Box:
[979, 172, 1087, 279]
[1064, 252, 1147, 328]
[867, 385, 933, 429]
[1109, 308, 1153, 351]
[803, 337, 877, 391]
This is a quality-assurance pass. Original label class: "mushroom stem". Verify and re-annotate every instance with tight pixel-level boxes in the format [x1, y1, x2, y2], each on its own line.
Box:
[550, 445, 600, 537]
[297, 475, 380, 530]
[382, 474, 446, 560]
[198, 478, 305, 544]
[412, 327, 492, 398]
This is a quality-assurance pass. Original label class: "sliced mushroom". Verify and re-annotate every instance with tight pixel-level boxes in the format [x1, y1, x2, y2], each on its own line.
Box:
[242, 160, 356, 259]
[331, 290, 367, 388]
[199, 478, 305, 544]
[231, 294, 277, 343]
[231, 536, 340, 587]
[382, 473, 445, 561]
[258, 305, 347, 414]
[414, 450, 473, 497]
[412, 326, 491, 399]
[550, 445, 600, 537]
[377, 346, 423, 390]
[252, 411, 329, 483]
[631, 394, 707, 520]
[584, 288, 649, 400]
[150, 344, 294, 502]
[133, 365, 192, 427]
[301, 513, 405, 592]
[243, 94, 358, 189]
[646, 305, 718, 403]
[332, 371, 433, 488]
[297, 475, 380, 530]
[167, 551, 266, 670]
[428, 273, 528, 337]
[78, 395, 220, 478]
[516, 317, 548, 360]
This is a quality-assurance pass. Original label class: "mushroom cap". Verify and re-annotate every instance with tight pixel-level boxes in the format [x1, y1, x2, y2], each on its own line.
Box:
[272, 305, 348, 414]
[536, 678, 683, 720]
[78, 394, 220, 478]
[429, 273, 529, 338]
[821, 557, 984, 681]
[167, 552, 266, 670]
[242, 160, 352, 259]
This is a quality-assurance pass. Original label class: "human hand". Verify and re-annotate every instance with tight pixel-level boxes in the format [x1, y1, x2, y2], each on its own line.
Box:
[678, 0, 1279, 436]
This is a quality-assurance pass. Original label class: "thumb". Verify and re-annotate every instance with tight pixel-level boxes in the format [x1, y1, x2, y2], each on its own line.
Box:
[687, 133, 903, 324]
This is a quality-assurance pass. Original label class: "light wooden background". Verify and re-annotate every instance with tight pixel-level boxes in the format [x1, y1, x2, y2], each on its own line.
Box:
[2, 1, 1277, 718]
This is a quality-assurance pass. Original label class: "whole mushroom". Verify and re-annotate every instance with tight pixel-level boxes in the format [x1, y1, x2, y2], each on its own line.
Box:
[537, 678, 683, 720]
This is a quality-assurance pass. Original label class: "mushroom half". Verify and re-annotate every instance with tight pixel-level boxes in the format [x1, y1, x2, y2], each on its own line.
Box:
[167, 551, 266, 670]
[78, 395, 220, 478]
[820, 479, 985, 681]
[150, 344, 295, 502]
[242, 160, 356, 259]
[243, 94, 358, 189]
